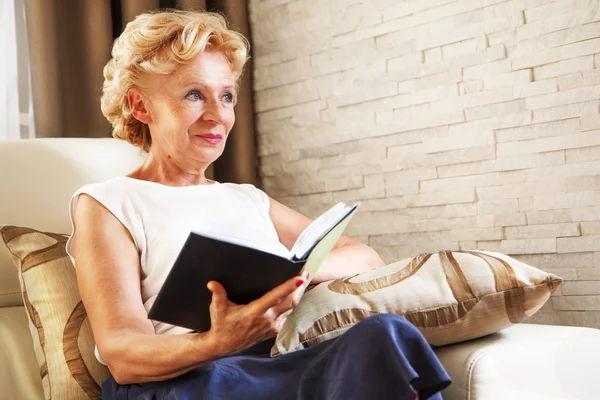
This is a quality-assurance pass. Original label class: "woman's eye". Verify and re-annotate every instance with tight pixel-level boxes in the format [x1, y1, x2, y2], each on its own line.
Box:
[186, 90, 202, 101]
[222, 92, 234, 104]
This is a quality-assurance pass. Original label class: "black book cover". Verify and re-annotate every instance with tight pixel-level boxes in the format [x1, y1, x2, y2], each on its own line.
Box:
[147, 234, 305, 333]
[148, 203, 359, 333]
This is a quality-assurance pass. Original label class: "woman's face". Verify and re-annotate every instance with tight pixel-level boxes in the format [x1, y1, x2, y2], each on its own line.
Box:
[144, 51, 236, 168]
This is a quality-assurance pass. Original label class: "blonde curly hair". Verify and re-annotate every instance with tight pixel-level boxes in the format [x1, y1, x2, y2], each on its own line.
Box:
[101, 9, 249, 152]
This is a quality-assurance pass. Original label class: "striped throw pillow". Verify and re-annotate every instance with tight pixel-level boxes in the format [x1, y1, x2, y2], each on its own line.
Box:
[1, 226, 110, 400]
[272, 250, 562, 357]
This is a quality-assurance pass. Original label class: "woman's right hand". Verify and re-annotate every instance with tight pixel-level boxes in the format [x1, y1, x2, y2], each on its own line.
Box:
[206, 273, 308, 357]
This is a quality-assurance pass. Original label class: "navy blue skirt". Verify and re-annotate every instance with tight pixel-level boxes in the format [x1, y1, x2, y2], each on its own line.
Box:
[102, 314, 451, 399]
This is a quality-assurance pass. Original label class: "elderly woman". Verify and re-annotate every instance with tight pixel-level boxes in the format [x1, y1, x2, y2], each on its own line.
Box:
[67, 10, 450, 400]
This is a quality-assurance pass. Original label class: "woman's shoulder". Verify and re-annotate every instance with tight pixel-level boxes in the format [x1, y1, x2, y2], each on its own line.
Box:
[219, 182, 263, 192]
[72, 176, 136, 198]
[219, 182, 268, 198]
[219, 183, 270, 212]
[69, 177, 150, 238]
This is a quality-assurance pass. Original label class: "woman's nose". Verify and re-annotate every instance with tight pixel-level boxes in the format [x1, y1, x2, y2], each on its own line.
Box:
[202, 99, 226, 124]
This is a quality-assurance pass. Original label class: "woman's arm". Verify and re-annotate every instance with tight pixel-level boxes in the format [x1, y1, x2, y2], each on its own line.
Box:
[268, 197, 385, 283]
[74, 195, 306, 384]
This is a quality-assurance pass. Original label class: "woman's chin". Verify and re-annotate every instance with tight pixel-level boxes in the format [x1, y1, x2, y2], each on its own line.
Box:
[187, 145, 223, 163]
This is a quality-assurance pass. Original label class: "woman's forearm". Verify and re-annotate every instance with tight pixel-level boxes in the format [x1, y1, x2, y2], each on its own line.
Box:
[312, 242, 385, 283]
[102, 330, 221, 384]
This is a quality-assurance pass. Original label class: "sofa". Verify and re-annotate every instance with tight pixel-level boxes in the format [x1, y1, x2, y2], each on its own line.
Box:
[1, 138, 600, 400]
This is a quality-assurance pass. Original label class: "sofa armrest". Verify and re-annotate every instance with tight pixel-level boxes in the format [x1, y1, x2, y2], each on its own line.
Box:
[434, 323, 600, 400]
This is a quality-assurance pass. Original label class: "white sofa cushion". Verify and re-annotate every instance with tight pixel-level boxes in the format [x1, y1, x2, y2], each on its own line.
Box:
[0, 306, 44, 400]
[0, 138, 145, 308]
[435, 323, 600, 400]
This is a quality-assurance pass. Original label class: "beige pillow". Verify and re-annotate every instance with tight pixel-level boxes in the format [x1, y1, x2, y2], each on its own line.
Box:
[272, 250, 562, 357]
[0, 225, 110, 400]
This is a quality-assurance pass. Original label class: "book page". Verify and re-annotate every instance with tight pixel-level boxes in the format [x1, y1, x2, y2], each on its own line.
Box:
[291, 202, 349, 259]
[300, 207, 358, 283]
[192, 225, 292, 259]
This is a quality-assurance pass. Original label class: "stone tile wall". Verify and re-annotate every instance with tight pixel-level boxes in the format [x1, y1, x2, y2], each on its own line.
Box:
[249, 0, 600, 327]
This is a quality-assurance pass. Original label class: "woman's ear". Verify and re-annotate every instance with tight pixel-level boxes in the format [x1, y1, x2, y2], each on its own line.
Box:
[127, 88, 153, 124]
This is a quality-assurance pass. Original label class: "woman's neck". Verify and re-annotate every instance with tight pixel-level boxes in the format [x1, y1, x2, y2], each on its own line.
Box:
[128, 150, 215, 187]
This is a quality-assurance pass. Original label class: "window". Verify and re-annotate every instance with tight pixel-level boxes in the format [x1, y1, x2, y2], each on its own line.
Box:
[0, 0, 34, 141]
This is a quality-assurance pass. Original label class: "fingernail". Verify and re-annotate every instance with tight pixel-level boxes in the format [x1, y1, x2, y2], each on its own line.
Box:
[296, 279, 305, 287]
[304, 272, 310, 279]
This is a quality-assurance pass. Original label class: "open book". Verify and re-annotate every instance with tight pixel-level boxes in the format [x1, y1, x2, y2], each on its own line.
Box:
[148, 202, 360, 332]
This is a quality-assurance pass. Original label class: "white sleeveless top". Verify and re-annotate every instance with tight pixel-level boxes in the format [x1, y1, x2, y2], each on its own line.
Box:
[65, 177, 288, 362]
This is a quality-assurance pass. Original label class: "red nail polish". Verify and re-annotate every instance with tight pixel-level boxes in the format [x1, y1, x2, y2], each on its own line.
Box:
[304, 271, 310, 279]
[296, 279, 305, 287]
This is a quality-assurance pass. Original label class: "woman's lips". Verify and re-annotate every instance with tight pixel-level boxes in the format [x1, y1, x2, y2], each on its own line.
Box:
[196, 133, 222, 144]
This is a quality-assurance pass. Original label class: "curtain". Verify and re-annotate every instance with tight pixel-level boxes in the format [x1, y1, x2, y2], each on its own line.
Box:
[23, 0, 257, 185]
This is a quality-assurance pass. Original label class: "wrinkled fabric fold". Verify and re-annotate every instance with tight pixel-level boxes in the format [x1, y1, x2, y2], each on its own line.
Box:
[102, 314, 451, 400]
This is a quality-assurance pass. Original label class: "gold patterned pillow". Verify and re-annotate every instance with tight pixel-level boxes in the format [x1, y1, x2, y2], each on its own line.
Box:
[0, 226, 110, 400]
[272, 250, 562, 357]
